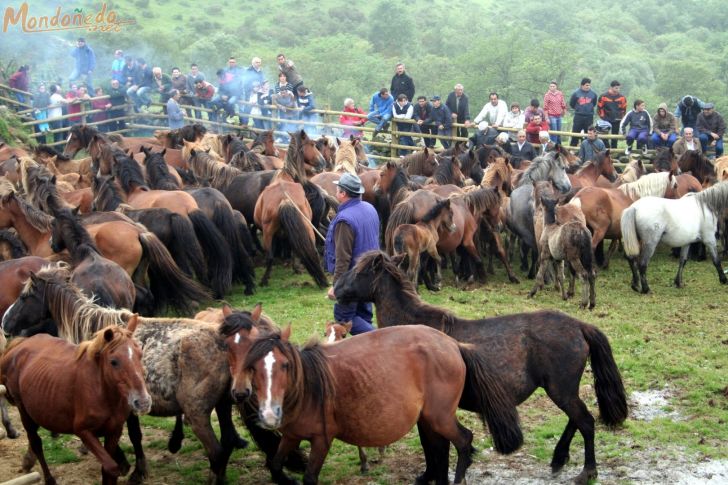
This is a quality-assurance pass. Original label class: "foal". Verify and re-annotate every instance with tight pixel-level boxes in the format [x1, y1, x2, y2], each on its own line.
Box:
[391, 198, 456, 291]
[529, 196, 596, 309]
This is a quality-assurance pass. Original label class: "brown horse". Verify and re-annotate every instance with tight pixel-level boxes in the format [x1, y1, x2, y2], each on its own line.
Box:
[595, 158, 646, 188]
[567, 150, 618, 189]
[0, 228, 27, 261]
[401, 147, 439, 177]
[332, 137, 368, 174]
[392, 198, 456, 290]
[678, 150, 715, 187]
[652, 146, 680, 172]
[240, 324, 520, 485]
[0, 256, 48, 322]
[1, 322, 151, 485]
[335, 251, 628, 484]
[481, 156, 513, 196]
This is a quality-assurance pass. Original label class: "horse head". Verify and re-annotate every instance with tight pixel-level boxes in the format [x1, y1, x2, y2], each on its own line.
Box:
[2, 267, 64, 337]
[597, 150, 618, 182]
[220, 303, 263, 404]
[334, 250, 390, 304]
[549, 146, 572, 193]
[324, 321, 352, 344]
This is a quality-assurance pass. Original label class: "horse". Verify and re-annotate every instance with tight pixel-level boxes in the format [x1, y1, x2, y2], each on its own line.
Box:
[0, 256, 48, 321]
[401, 147, 439, 177]
[392, 198, 456, 290]
[595, 158, 646, 188]
[567, 150, 618, 189]
[428, 155, 465, 186]
[507, 147, 573, 278]
[652, 146, 680, 173]
[0, 228, 27, 261]
[332, 136, 368, 174]
[64, 124, 161, 159]
[571, 171, 698, 269]
[621, 181, 728, 293]
[111, 154, 233, 298]
[154, 124, 207, 148]
[334, 251, 628, 484]
[481, 155, 513, 196]
[0, 322, 150, 485]
[678, 150, 715, 187]
[239, 324, 520, 485]
[528, 196, 596, 309]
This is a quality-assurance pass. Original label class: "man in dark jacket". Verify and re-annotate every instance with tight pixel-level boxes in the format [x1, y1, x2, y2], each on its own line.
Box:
[414, 96, 434, 148]
[126, 58, 153, 112]
[569, 77, 598, 146]
[69, 37, 96, 91]
[390, 63, 415, 104]
[675, 95, 705, 132]
[696, 103, 726, 157]
[597, 80, 627, 148]
[107, 78, 127, 130]
[325, 173, 380, 335]
[422, 95, 452, 148]
[446, 83, 471, 139]
[511, 130, 536, 169]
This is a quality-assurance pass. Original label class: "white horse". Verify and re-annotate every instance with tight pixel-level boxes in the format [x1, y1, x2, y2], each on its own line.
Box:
[621, 181, 728, 293]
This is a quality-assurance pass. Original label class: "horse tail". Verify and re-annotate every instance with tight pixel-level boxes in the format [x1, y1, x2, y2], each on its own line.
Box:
[167, 213, 209, 285]
[620, 206, 640, 257]
[278, 202, 328, 288]
[458, 344, 523, 454]
[581, 323, 628, 426]
[189, 210, 233, 298]
[211, 200, 256, 295]
[139, 232, 211, 314]
[385, 202, 416, 254]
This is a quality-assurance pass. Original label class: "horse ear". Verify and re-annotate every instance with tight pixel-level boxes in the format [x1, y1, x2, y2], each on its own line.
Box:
[605, 149, 611, 157]
[103, 327, 115, 343]
[342, 321, 353, 333]
[127, 314, 139, 333]
[250, 303, 262, 323]
[280, 324, 292, 342]
[160, 148, 167, 156]
[222, 304, 233, 317]
[190, 148, 197, 157]
[443, 198, 451, 208]
[71, 205, 81, 216]
[299, 129, 308, 140]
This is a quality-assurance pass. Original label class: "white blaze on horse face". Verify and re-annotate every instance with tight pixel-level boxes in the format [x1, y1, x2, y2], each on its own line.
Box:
[234, 332, 241, 345]
[1, 302, 14, 331]
[260, 351, 277, 423]
[66, 132, 72, 143]
[127, 345, 133, 361]
[326, 329, 336, 344]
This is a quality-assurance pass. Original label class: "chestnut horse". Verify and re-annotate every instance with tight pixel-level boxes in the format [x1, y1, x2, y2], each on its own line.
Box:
[240, 324, 521, 485]
[567, 150, 618, 189]
[335, 251, 628, 484]
[0, 323, 150, 485]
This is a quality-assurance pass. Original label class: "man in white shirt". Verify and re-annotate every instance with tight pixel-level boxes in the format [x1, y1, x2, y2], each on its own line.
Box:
[474, 92, 508, 129]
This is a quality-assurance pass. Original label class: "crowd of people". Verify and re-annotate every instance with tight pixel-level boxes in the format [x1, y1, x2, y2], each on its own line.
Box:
[5, 39, 726, 159]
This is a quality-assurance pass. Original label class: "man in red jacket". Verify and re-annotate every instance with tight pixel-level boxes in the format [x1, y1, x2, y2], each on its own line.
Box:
[597, 80, 627, 149]
[525, 114, 550, 143]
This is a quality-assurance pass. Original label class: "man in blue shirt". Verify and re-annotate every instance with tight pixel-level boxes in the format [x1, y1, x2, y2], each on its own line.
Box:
[367, 88, 395, 138]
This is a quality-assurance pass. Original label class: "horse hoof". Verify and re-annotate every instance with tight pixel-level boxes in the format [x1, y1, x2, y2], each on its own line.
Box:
[6, 427, 19, 439]
[118, 459, 131, 477]
[244, 287, 255, 296]
[234, 437, 249, 449]
[640, 287, 650, 294]
[128, 467, 148, 485]
[168, 437, 183, 454]
[21, 451, 35, 472]
[509, 275, 520, 284]
[630, 284, 640, 293]
[573, 467, 597, 485]
[359, 464, 369, 475]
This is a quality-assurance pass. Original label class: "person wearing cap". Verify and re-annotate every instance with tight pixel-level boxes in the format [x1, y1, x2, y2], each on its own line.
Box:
[421, 95, 452, 148]
[325, 173, 380, 335]
[502, 102, 525, 141]
[367, 88, 395, 138]
[69, 37, 95, 91]
[578, 126, 606, 164]
[511, 129, 536, 169]
[674, 95, 705, 132]
[696, 103, 726, 158]
[543, 80, 567, 143]
[597, 81, 627, 149]
[525, 113, 550, 144]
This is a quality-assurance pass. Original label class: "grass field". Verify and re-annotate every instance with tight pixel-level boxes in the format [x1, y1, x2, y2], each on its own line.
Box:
[1, 244, 727, 484]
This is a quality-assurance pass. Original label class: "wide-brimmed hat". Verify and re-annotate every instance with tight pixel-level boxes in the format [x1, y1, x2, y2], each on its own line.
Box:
[334, 173, 365, 194]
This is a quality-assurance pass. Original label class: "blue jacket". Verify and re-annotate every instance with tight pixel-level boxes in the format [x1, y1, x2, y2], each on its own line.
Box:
[167, 98, 185, 129]
[71, 45, 96, 72]
[425, 104, 452, 129]
[324, 198, 380, 275]
[369, 92, 394, 117]
[296, 91, 315, 114]
[569, 88, 598, 116]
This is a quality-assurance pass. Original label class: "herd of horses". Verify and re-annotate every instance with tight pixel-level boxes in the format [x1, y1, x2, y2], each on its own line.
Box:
[0, 122, 727, 484]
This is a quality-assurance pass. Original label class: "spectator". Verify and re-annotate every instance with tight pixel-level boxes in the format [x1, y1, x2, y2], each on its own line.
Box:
[568, 77, 598, 146]
[525, 113, 549, 144]
[675, 95, 704, 132]
[257, 80, 274, 130]
[390, 63, 415, 103]
[111, 50, 125, 83]
[367, 88, 394, 138]
[107, 78, 127, 131]
[185, 63, 205, 93]
[276, 54, 303, 92]
[241, 57, 263, 124]
[121, 56, 138, 88]
[167, 89, 185, 129]
[502, 102, 524, 141]
[193, 78, 216, 121]
[151, 67, 173, 108]
[511, 130, 536, 169]
[445, 83, 471, 139]
[171, 67, 193, 117]
[671, 127, 702, 159]
[474, 92, 508, 129]
[272, 86, 297, 140]
[620, 99, 652, 155]
[126, 58, 153, 112]
[494, 131, 513, 156]
[69, 37, 95, 91]
[8, 65, 30, 105]
[48, 84, 69, 143]
[538, 131, 555, 155]
[422, 95, 452, 148]
[296, 85, 318, 133]
[696, 103, 726, 158]
[578, 126, 606, 164]
[392, 94, 415, 155]
[651, 103, 679, 149]
[66, 84, 89, 124]
[523, 99, 549, 125]
[413, 95, 434, 148]
[543, 80, 567, 143]
[90, 86, 111, 132]
[597, 80, 627, 149]
[32, 83, 50, 134]
[339, 98, 366, 139]
[274, 72, 293, 95]
[211, 69, 237, 120]
[470, 121, 498, 147]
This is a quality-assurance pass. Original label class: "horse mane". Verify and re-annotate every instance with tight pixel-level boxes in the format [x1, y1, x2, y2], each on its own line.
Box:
[12, 192, 54, 232]
[388, 164, 413, 204]
[219, 309, 278, 336]
[144, 151, 179, 190]
[432, 156, 459, 185]
[76, 325, 135, 361]
[230, 150, 265, 172]
[421, 198, 450, 223]
[34, 144, 71, 162]
[0, 177, 16, 196]
[189, 149, 243, 189]
[482, 157, 510, 186]
[619, 172, 672, 199]
[283, 131, 309, 183]
[0, 229, 27, 258]
[250, 130, 274, 150]
[457, 186, 501, 215]
[21, 162, 66, 215]
[653, 147, 674, 171]
[55, 208, 97, 248]
[243, 334, 336, 426]
[93, 175, 125, 211]
[71, 124, 105, 149]
[678, 150, 714, 183]
[694, 182, 728, 215]
[114, 156, 149, 193]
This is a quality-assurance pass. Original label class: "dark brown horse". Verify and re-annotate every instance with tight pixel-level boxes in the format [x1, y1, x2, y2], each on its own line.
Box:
[240, 324, 521, 485]
[1, 322, 151, 485]
[335, 251, 628, 485]
[0, 256, 48, 322]
[678, 150, 715, 187]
